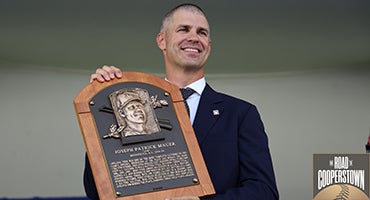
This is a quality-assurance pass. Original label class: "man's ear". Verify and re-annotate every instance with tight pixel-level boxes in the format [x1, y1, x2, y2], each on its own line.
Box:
[156, 32, 166, 50]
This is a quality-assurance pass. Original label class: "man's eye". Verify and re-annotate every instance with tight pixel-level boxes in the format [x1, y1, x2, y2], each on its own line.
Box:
[178, 28, 188, 32]
[199, 31, 208, 36]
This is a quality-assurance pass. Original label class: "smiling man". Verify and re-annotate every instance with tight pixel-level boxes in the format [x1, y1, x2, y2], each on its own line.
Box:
[157, 5, 211, 88]
[85, 3, 279, 200]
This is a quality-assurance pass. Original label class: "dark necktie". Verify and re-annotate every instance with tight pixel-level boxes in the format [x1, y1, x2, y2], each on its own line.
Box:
[180, 88, 196, 116]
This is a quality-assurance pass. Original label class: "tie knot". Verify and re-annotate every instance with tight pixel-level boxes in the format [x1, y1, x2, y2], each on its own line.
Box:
[180, 88, 196, 100]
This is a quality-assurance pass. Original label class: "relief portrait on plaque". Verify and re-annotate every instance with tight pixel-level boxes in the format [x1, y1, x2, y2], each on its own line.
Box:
[103, 88, 165, 145]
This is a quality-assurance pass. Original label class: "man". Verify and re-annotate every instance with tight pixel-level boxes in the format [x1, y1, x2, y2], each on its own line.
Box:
[84, 3, 279, 200]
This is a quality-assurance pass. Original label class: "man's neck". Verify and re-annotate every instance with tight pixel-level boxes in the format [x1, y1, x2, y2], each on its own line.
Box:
[165, 66, 204, 88]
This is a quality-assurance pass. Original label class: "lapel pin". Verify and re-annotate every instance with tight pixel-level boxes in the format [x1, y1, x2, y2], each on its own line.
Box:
[213, 109, 220, 116]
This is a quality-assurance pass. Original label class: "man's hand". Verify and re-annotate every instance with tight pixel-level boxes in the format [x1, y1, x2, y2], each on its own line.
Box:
[165, 196, 200, 200]
[90, 65, 122, 83]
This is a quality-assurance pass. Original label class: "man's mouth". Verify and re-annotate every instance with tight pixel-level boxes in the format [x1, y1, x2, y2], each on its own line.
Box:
[182, 47, 201, 53]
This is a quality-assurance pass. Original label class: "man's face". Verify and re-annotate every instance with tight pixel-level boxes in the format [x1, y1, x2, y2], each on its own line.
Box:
[158, 9, 211, 70]
[123, 101, 146, 124]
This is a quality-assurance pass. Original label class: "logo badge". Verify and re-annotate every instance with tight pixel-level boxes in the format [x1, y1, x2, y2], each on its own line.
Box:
[313, 154, 369, 200]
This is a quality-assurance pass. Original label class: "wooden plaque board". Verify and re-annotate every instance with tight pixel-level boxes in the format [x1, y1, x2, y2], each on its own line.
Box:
[74, 72, 215, 200]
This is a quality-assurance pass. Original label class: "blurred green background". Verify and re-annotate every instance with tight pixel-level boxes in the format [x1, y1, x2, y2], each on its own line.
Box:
[1, 0, 369, 74]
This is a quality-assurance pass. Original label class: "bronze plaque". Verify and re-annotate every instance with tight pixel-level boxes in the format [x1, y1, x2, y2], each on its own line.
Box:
[74, 72, 214, 200]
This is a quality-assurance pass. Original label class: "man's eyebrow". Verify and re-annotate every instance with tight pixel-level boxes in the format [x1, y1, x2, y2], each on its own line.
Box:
[198, 27, 209, 33]
[177, 24, 190, 29]
[176, 24, 209, 32]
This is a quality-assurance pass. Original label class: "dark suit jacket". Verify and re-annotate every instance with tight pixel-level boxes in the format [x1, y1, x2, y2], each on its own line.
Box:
[83, 84, 279, 200]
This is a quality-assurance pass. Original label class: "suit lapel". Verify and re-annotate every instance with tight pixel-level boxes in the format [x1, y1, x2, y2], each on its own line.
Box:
[193, 84, 224, 145]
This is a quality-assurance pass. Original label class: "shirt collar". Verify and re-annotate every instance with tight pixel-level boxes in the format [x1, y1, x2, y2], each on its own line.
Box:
[164, 77, 206, 96]
[185, 77, 206, 96]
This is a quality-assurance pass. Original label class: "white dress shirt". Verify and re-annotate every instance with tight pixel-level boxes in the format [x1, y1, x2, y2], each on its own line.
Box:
[183, 77, 206, 124]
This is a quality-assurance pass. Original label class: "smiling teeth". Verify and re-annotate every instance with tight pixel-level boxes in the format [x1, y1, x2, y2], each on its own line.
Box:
[184, 48, 198, 52]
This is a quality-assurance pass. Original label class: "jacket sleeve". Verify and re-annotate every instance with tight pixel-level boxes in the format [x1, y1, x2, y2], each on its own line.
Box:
[83, 153, 99, 200]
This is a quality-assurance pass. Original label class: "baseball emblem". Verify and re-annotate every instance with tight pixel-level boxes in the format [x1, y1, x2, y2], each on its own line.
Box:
[313, 184, 368, 200]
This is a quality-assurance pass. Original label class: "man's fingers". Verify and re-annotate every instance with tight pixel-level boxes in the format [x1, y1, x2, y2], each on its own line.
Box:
[90, 71, 106, 83]
[90, 65, 123, 83]
[102, 65, 122, 79]
[89, 73, 97, 83]
[96, 67, 111, 81]
[110, 65, 123, 78]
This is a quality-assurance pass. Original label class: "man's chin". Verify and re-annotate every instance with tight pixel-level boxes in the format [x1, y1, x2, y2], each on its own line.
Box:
[182, 62, 204, 70]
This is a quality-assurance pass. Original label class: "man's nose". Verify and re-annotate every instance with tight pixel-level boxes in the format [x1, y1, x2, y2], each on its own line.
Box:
[187, 31, 200, 42]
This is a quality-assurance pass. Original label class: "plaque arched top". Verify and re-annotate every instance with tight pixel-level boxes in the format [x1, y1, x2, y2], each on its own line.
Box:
[74, 72, 183, 114]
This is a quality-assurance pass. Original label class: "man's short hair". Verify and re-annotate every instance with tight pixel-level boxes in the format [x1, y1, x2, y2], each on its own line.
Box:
[160, 3, 207, 32]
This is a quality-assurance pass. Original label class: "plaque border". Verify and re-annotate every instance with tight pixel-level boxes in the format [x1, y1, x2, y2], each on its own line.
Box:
[74, 72, 215, 200]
